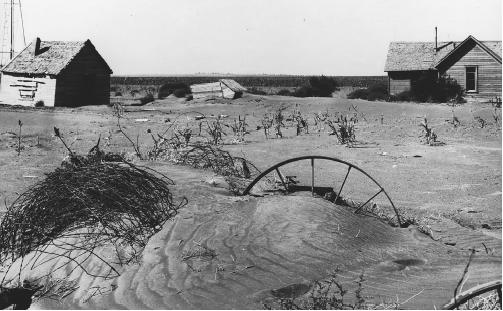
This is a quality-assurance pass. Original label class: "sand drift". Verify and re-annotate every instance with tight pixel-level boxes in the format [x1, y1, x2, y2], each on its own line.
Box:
[0, 159, 500, 309]
[31, 188, 503, 308]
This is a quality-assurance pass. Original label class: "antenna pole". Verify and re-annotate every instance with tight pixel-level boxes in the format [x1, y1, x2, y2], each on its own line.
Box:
[10, 0, 14, 59]
[435, 26, 438, 52]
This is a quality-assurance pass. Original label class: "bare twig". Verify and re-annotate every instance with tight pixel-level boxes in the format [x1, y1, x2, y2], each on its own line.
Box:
[454, 249, 476, 306]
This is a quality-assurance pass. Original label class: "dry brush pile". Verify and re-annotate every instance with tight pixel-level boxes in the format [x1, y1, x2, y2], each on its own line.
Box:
[0, 132, 187, 308]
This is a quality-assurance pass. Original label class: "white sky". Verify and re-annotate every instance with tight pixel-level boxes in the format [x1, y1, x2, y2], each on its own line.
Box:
[11, 0, 503, 75]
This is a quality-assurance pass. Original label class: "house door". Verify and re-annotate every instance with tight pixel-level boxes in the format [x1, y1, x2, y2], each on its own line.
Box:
[465, 66, 477, 92]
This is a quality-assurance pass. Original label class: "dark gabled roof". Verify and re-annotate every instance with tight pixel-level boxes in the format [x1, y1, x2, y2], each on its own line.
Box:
[1, 39, 112, 76]
[384, 35, 502, 72]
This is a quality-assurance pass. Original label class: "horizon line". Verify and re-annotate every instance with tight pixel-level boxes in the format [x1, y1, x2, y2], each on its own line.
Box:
[111, 73, 388, 77]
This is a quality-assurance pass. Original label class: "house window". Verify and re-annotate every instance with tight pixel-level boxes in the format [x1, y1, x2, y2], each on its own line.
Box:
[465, 66, 477, 92]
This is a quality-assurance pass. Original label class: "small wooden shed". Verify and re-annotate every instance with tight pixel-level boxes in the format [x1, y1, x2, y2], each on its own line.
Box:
[384, 35, 502, 99]
[0, 37, 112, 107]
[190, 79, 247, 100]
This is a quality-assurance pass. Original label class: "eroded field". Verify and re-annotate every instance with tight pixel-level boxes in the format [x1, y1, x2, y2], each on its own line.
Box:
[0, 94, 501, 309]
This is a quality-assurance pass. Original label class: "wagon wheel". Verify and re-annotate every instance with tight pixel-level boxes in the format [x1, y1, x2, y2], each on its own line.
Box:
[442, 280, 502, 309]
[242, 155, 402, 227]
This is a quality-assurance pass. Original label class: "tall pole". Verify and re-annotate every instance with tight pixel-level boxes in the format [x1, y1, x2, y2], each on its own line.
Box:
[10, 0, 14, 59]
[435, 26, 438, 52]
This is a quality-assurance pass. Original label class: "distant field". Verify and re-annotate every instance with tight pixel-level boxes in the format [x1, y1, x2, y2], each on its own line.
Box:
[110, 75, 387, 96]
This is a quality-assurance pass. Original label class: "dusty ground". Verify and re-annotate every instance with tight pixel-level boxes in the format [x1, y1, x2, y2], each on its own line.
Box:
[0, 94, 501, 309]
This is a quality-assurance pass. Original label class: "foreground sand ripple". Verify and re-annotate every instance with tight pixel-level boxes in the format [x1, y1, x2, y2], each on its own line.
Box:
[27, 165, 501, 310]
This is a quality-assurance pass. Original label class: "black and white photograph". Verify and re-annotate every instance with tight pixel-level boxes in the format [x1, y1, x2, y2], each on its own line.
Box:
[0, 0, 501, 309]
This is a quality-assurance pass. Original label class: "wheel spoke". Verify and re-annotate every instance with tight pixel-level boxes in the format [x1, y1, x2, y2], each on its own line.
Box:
[275, 168, 288, 192]
[335, 166, 351, 203]
[242, 156, 401, 227]
[355, 188, 383, 214]
[498, 286, 502, 307]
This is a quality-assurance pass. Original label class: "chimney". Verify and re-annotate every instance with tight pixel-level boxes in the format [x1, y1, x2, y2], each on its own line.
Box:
[30, 37, 41, 56]
[435, 27, 438, 52]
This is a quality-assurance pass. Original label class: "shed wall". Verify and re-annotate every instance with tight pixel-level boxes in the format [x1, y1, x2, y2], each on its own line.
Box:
[387, 71, 420, 95]
[54, 45, 111, 107]
[389, 78, 411, 95]
[191, 82, 224, 99]
[192, 91, 224, 99]
[0, 73, 56, 107]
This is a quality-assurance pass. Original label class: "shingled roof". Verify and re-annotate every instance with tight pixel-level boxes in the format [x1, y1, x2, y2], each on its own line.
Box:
[384, 36, 502, 72]
[1, 38, 112, 76]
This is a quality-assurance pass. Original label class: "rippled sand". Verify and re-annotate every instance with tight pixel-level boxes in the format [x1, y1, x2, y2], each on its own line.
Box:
[3, 164, 491, 310]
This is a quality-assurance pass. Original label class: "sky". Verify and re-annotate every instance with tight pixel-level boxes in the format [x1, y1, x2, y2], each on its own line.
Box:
[4, 0, 502, 75]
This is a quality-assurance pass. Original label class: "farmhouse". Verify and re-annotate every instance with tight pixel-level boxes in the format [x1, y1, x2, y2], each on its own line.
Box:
[0, 37, 112, 107]
[190, 79, 247, 100]
[385, 35, 502, 99]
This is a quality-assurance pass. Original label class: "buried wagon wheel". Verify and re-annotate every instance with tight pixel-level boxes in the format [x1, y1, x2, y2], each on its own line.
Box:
[242, 155, 402, 227]
[442, 280, 502, 309]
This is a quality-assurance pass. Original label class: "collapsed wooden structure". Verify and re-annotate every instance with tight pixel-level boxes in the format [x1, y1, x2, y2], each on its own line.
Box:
[190, 79, 247, 100]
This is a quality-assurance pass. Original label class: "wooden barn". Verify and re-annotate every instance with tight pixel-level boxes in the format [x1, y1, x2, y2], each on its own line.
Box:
[0, 37, 112, 107]
[190, 79, 247, 100]
[384, 35, 502, 99]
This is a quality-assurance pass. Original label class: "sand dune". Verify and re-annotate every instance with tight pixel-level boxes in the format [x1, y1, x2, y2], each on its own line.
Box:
[6, 165, 495, 310]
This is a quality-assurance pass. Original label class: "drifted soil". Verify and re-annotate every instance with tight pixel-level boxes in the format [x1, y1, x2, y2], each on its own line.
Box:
[0, 94, 500, 309]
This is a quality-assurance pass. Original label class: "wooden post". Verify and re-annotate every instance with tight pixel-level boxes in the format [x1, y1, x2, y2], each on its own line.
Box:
[10, 0, 14, 60]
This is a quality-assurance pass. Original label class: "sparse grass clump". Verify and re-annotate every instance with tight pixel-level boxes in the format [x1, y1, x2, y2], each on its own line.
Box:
[273, 107, 286, 138]
[229, 115, 249, 143]
[206, 119, 226, 145]
[260, 114, 274, 139]
[326, 114, 358, 146]
[419, 117, 443, 146]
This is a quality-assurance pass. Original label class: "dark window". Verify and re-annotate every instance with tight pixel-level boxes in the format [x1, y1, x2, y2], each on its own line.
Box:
[465, 66, 477, 92]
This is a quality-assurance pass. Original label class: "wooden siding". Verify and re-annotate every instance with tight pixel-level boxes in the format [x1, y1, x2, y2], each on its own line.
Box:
[54, 44, 111, 107]
[389, 78, 411, 94]
[192, 91, 223, 100]
[442, 44, 502, 98]
[387, 71, 424, 95]
[191, 82, 224, 99]
[0, 73, 56, 107]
